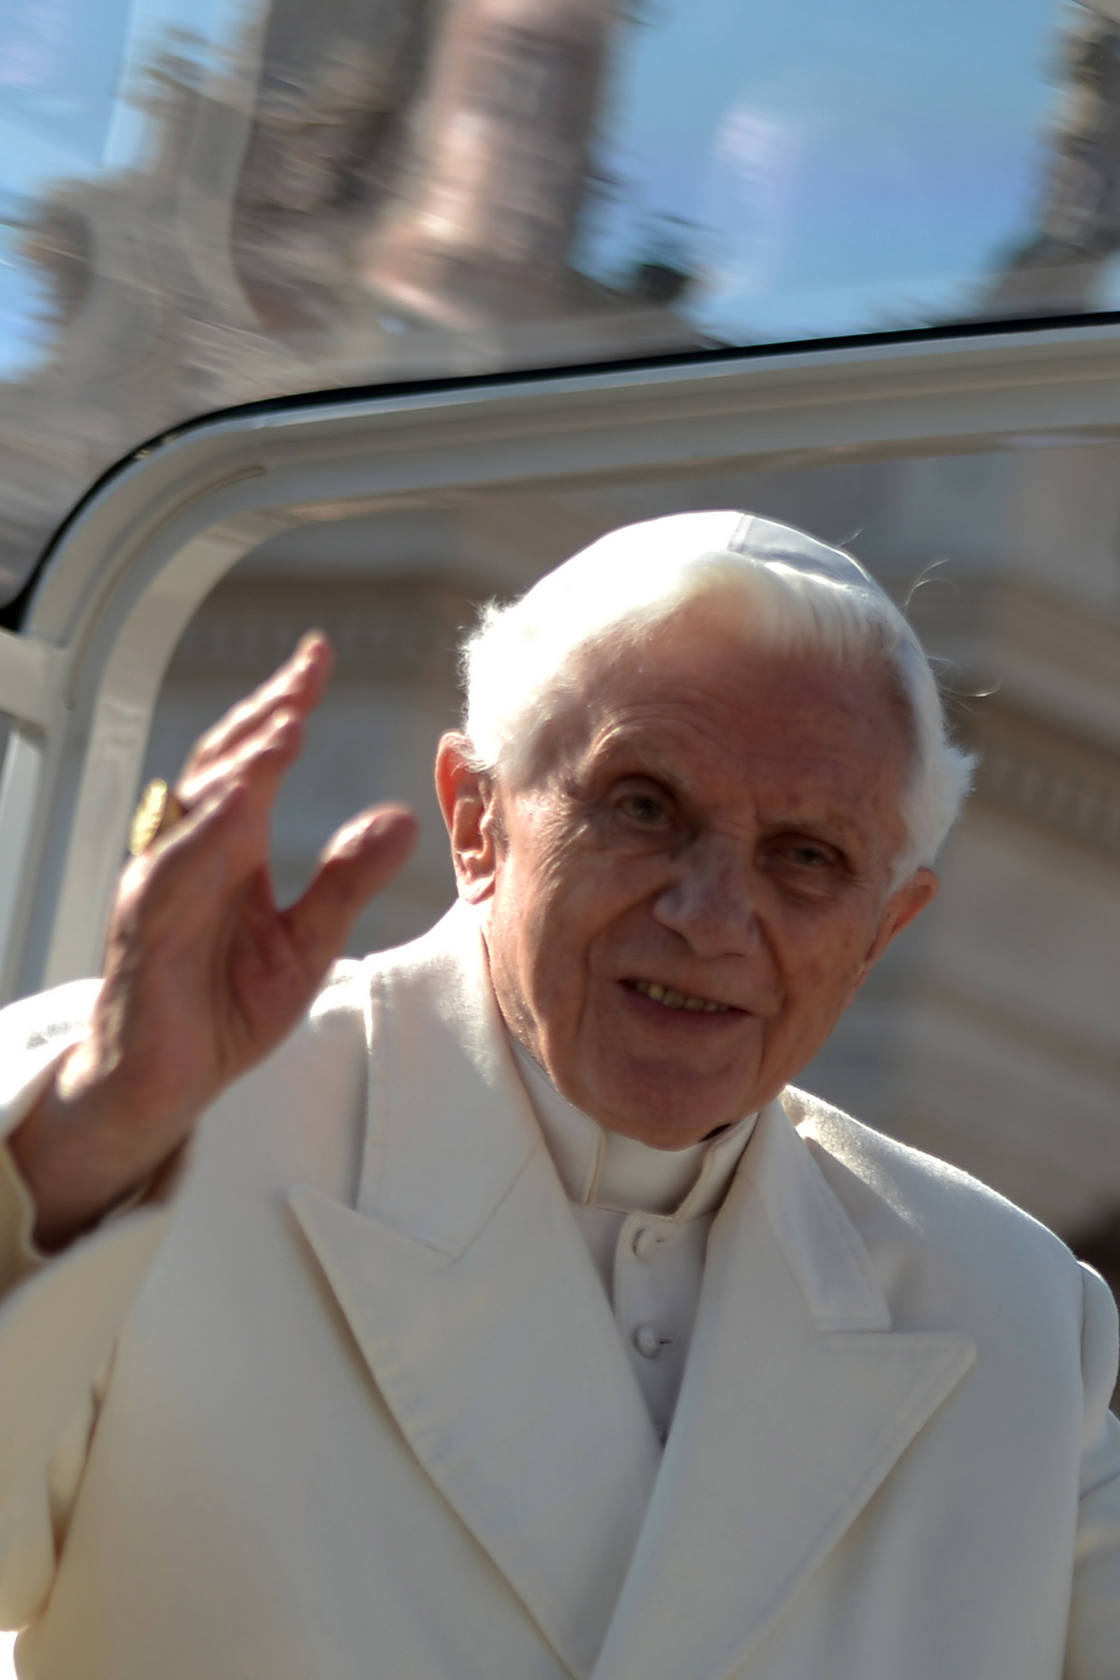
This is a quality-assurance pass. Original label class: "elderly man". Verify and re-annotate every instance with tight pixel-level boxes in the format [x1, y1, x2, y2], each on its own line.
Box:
[0, 511, 1117, 1679]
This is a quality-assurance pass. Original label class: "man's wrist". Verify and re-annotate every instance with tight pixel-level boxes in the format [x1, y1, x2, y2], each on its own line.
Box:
[7, 1044, 181, 1252]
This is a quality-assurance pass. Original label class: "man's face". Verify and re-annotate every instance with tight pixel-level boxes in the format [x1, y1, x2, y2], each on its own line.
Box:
[439, 608, 936, 1148]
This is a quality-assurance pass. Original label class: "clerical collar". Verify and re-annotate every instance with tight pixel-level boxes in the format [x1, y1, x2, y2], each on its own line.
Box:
[510, 1038, 757, 1220]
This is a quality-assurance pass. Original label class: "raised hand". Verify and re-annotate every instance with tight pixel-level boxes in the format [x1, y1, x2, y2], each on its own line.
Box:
[9, 633, 417, 1248]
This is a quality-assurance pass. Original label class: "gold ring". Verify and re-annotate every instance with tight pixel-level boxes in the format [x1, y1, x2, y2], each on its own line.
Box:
[129, 779, 186, 856]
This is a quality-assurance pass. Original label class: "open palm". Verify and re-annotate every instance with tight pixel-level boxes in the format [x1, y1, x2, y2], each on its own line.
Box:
[12, 634, 416, 1247]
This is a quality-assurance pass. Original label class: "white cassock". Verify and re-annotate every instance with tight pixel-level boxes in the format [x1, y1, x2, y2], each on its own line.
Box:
[0, 903, 1118, 1679]
[512, 1040, 757, 1443]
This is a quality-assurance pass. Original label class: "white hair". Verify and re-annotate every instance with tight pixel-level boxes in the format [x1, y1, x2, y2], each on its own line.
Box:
[459, 511, 975, 884]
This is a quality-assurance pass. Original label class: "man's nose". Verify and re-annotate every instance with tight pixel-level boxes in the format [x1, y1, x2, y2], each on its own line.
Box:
[651, 836, 761, 958]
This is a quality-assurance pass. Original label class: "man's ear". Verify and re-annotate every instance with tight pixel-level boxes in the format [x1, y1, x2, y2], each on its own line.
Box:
[435, 733, 501, 904]
[852, 866, 938, 996]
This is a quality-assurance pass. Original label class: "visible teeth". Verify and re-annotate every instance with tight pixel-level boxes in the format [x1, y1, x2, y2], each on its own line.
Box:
[633, 979, 730, 1013]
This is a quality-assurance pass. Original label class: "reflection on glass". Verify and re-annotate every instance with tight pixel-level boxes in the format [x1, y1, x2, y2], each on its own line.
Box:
[985, 2, 1120, 317]
[0, 0, 1117, 607]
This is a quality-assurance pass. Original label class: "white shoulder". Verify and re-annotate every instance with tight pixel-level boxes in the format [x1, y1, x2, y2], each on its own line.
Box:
[783, 1084, 1088, 1311]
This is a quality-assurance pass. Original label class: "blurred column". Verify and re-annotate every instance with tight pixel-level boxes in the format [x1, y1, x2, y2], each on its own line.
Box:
[363, 0, 619, 327]
[986, 0, 1120, 314]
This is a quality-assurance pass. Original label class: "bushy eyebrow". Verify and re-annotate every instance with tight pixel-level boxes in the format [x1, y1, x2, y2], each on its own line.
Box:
[571, 732, 689, 804]
[578, 727, 874, 860]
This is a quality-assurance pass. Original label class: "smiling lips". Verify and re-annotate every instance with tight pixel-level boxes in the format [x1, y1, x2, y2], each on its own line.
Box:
[629, 978, 734, 1014]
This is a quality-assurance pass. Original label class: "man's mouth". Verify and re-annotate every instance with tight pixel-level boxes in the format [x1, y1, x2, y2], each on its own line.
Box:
[629, 978, 733, 1015]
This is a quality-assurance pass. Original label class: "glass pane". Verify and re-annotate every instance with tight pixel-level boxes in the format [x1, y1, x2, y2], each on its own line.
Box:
[137, 440, 1120, 1277]
[0, 0, 1117, 604]
[579, 0, 1063, 339]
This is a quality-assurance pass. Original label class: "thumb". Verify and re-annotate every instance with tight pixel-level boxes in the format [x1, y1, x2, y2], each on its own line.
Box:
[284, 805, 418, 980]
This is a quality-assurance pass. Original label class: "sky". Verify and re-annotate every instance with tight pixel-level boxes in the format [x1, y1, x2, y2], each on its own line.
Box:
[577, 0, 1076, 339]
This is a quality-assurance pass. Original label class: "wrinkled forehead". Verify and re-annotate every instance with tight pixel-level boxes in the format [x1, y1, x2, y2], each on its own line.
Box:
[524, 605, 912, 788]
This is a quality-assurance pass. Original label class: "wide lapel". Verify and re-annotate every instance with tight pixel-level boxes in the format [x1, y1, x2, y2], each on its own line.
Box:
[592, 1098, 975, 1680]
[289, 907, 661, 1680]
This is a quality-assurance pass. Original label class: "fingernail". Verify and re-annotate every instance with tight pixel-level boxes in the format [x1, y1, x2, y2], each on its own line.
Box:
[333, 810, 409, 860]
[368, 808, 415, 843]
[332, 819, 371, 859]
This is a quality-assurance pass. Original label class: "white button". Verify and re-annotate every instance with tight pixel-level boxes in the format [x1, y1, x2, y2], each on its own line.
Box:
[631, 1225, 661, 1262]
[633, 1323, 663, 1360]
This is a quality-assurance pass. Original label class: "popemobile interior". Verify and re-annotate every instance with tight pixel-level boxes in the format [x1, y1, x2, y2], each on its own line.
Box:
[2, 0, 1120, 1665]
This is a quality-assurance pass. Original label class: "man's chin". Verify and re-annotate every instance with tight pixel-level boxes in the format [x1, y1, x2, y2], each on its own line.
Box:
[579, 1071, 760, 1150]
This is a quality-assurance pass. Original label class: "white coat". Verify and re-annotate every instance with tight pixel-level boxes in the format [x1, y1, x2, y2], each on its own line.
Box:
[0, 904, 1118, 1679]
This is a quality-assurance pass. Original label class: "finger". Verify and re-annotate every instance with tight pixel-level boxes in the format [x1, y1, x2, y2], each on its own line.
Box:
[283, 806, 418, 982]
[184, 632, 333, 778]
[114, 780, 256, 945]
[178, 705, 304, 813]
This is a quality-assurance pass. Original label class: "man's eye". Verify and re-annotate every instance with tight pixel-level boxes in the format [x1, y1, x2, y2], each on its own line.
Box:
[616, 792, 670, 827]
[780, 840, 836, 870]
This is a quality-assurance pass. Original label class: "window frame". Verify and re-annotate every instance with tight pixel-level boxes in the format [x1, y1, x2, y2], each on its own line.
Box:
[3, 321, 1120, 1002]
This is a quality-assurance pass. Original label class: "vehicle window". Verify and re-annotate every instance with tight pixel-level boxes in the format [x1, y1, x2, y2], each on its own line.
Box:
[130, 448, 1120, 1293]
[0, 0, 1116, 605]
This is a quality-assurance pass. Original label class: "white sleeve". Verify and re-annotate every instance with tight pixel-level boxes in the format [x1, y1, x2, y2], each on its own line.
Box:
[1064, 1263, 1120, 1680]
[0, 987, 172, 1629]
